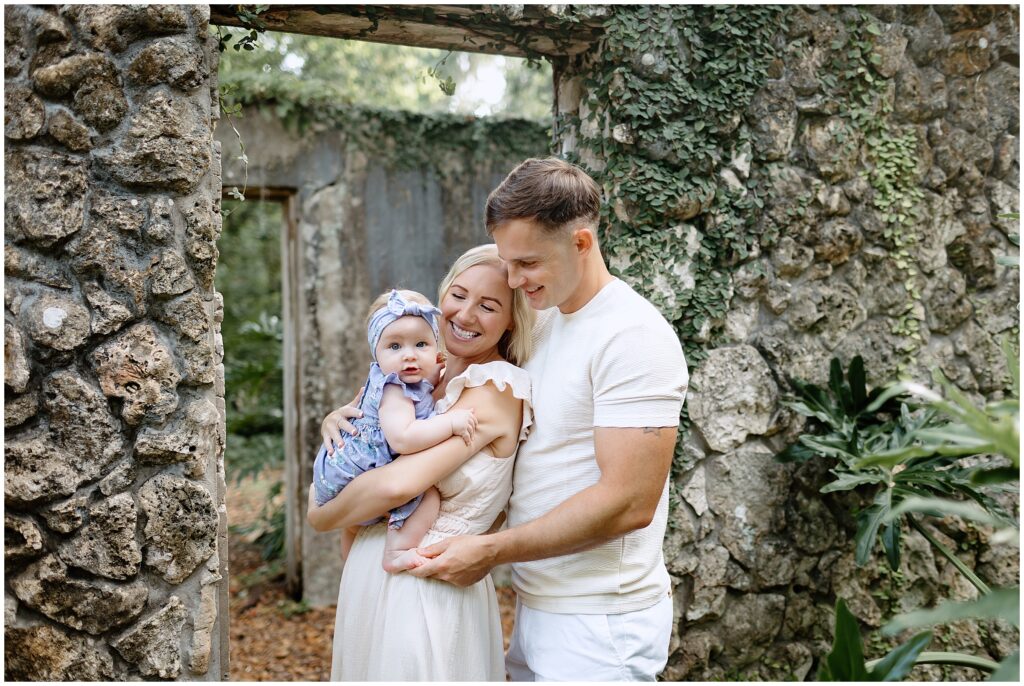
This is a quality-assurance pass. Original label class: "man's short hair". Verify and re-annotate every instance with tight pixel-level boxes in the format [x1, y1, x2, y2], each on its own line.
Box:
[485, 157, 601, 235]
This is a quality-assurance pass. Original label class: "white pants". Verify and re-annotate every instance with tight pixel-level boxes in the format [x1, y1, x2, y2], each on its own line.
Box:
[505, 594, 673, 681]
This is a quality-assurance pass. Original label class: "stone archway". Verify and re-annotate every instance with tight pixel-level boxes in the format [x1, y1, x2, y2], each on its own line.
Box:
[6, 4, 1019, 682]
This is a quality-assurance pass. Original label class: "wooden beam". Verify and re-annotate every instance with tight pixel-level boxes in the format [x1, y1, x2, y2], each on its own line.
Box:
[210, 4, 604, 58]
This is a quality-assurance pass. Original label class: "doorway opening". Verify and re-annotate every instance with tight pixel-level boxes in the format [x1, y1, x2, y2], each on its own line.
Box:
[213, 19, 559, 679]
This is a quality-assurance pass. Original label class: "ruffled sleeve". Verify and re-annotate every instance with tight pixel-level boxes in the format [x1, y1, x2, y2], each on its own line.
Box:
[434, 361, 533, 443]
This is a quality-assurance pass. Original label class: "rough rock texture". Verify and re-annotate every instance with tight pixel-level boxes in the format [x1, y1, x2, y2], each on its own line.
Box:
[10, 554, 148, 635]
[5, 390, 39, 428]
[47, 107, 92, 151]
[4, 83, 45, 139]
[4, 4, 225, 681]
[4, 625, 116, 681]
[97, 89, 212, 193]
[139, 474, 218, 584]
[42, 368, 125, 471]
[5, 513, 44, 562]
[135, 397, 221, 477]
[190, 562, 223, 675]
[689, 346, 779, 452]
[128, 36, 208, 90]
[57, 493, 141, 580]
[5, 148, 87, 246]
[557, 4, 1019, 680]
[5, 316, 31, 392]
[39, 494, 89, 534]
[111, 595, 189, 678]
[89, 322, 182, 425]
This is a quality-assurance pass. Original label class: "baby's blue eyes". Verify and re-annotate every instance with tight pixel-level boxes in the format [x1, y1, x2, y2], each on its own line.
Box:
[388, 342, 430, 350]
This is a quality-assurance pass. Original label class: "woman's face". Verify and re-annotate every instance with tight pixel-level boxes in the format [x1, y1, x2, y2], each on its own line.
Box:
[439, 263, 514, 361]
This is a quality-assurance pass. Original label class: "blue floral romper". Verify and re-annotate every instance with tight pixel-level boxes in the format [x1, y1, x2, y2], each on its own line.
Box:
[312, 362, 435, 529]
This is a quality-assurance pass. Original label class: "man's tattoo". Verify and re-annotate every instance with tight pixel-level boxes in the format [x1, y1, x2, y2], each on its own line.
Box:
[642, 427, 662, 435]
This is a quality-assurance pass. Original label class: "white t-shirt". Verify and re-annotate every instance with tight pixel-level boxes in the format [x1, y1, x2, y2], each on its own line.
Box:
[508, 278, 689, 614]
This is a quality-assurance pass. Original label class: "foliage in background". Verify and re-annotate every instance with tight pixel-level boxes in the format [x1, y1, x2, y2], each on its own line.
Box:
[778, 356, 1014, 575]
[218, 71, 550, 175]
[789, 344, 1019, 680]
[217, 28, 554, 120]
[572, 5, 784, 361]
[821, 8, 926, 358]
[218, 197, 286, 556]
[560, 5, 785, 503]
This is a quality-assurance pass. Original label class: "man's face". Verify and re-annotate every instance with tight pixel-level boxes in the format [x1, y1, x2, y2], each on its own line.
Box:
[492, 219, 584, 313]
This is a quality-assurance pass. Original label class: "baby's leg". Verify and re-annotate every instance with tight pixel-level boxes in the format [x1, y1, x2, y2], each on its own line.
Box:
[382, 486, 440, 573]
[340, 527, 359, 562]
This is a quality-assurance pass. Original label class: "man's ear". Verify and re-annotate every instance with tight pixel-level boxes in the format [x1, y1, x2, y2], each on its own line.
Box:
[572, 226, 595, 256]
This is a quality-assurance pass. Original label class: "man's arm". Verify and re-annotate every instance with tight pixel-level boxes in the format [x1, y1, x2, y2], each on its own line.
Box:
[410, 424, 677, 585]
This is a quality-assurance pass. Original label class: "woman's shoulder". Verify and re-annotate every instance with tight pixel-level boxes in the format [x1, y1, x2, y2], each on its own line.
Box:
[435, 361, 531, 413]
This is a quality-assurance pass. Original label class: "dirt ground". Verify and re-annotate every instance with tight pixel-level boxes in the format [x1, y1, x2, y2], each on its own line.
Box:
[226, 470, 516, 680]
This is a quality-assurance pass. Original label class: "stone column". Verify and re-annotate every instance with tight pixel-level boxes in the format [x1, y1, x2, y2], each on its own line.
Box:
[4, 5, 228, 680]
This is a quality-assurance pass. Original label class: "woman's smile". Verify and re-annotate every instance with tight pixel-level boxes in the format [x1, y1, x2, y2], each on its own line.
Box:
[450, 322, 481, 340]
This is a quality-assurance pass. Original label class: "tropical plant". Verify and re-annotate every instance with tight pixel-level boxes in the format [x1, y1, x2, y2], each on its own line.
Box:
[777, 356, 1013, 574]
[812, 342, 1020, 681]
[818, 598, 934, 681]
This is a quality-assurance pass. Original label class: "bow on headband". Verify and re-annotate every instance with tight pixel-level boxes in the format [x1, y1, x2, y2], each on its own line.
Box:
[367, 290, 442, 361]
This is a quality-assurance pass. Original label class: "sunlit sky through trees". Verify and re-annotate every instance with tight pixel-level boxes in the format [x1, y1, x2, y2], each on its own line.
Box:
[218, 29, 554, 120]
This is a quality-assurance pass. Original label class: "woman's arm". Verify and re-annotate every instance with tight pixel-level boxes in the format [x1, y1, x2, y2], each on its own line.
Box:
[307, 383, 522, 532]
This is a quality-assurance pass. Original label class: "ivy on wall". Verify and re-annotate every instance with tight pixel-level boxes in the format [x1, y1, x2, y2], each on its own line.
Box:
[824, 9, 925, 356]
[568, 5, 785, 366]
[220, 72, 551, 174]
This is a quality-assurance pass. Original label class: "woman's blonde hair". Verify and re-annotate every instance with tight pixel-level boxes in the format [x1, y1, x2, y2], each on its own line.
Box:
[437, 244, 534, 366]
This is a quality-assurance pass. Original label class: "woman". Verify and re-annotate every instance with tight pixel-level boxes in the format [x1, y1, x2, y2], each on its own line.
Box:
[307, 244, 535, 681]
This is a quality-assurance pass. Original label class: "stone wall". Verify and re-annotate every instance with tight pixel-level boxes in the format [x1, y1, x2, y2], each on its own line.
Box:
[4, 5, 228, 680]
[555, 5, 1019, 680]
[216, 109, 549, 606]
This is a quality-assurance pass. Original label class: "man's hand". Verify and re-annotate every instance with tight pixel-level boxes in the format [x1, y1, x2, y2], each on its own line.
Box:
[406, 534, 496, 586]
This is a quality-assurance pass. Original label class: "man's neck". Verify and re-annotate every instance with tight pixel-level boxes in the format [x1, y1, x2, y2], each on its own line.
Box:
[558, 255, 614, 314]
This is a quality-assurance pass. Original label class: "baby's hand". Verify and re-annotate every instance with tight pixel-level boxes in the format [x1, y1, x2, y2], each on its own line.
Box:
[448, 409, 477, 446]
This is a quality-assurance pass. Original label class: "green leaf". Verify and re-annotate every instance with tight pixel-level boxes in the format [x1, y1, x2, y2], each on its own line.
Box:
[885, 496, 1009, 528]
[883, 588, 1020, 636]
[821, 599, 870, 681]
[971, 466, 1021, 486]
[849, 356, 868, 410]
[867, 631, 932, 681]
[855, 491, 891, 566]
[880, 519, 901, 570]
[776, 442, 818, 463]
[989, 651, 1019, 682]
[865, 383, 911, 413]
[820, 471, 888, 493]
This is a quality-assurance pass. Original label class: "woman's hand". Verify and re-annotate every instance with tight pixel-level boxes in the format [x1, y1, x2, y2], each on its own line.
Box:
[321, 390, 364, 455]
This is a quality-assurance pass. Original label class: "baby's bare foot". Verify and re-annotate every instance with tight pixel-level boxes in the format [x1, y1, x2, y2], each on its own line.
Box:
[382, 548, 430, 574]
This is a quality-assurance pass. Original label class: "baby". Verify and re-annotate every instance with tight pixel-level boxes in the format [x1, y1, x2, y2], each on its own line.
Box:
[312, 289, 476, 572]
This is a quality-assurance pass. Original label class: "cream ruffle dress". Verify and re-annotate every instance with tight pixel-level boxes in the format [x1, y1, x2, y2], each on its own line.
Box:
[330, 361, 532, 681]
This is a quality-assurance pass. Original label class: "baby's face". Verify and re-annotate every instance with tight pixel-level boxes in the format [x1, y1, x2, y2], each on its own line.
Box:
[374, 316, 440, 385]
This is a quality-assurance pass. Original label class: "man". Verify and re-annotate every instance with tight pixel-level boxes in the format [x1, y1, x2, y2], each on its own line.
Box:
[412, 157, 688, 680]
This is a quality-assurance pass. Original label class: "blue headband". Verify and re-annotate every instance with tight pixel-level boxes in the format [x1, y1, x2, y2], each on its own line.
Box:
[367, 290, 442, 361]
